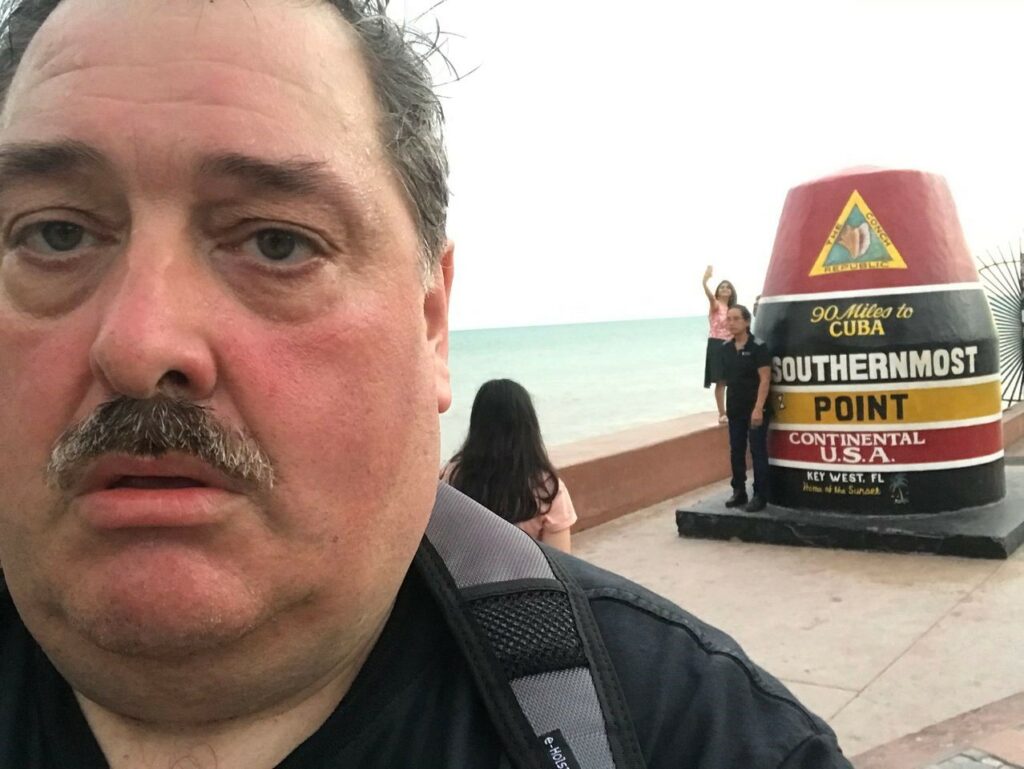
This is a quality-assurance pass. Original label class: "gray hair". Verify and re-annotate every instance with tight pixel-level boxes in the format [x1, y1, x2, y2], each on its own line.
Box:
[47, 396, 275, 493]
[0, 0, 450, 276]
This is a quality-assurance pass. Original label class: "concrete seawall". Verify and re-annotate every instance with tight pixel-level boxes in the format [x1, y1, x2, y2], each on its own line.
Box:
[552, 403, 1024, 533]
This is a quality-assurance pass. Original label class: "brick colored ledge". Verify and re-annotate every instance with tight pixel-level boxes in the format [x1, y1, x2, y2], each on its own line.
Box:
[852, 691, 1024, 769]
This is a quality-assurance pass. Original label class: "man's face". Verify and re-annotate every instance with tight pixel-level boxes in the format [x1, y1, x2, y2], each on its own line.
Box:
[726, 308, 748, 336]
[0, 0, 452, 716]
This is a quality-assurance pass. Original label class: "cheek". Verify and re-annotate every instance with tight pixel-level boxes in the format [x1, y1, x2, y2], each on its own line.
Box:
[0, 313, 94, 479]
[221, 289, 438, 517]
[0, 312, 97, 573]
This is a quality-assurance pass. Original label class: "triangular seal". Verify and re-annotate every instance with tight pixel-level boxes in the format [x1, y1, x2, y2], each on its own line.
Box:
[809, 190, 907, 276]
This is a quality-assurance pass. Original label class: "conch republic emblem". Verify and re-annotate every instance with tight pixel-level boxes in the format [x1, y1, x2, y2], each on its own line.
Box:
[756, 168, 1004, 514]
[809, 190, 908, 276]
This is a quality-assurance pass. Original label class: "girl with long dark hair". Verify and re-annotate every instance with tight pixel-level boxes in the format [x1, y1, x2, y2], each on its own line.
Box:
[442, 379, 576, 552]
[702, 265, 738, 423]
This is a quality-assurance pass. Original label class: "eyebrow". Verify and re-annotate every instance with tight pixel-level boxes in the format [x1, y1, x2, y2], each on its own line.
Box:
[197, 152, 375, 246]
[198, 153, 354, 199]
[0, 144, 355, 198]
[0, 143, 373, 242]
[0, 140, 110, 186]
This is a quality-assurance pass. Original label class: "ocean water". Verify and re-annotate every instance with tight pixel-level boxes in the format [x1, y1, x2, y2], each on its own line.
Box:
[440, 316, 713, 461]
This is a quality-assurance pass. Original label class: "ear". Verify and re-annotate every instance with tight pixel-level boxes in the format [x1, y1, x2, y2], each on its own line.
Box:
[424, 239, 455, 414]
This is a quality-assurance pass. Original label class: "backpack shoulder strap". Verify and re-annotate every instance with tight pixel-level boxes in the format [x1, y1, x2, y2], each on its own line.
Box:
[416, 483, 647, 769]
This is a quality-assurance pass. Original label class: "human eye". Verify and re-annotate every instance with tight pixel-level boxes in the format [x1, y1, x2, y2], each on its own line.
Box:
[9, 219, 102, 263]
[231, 226, 325, 268]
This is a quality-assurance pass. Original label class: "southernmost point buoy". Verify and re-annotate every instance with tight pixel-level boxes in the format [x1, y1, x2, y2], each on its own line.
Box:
[677, 167, 1024, 558]
[756, 168, 1004, 513]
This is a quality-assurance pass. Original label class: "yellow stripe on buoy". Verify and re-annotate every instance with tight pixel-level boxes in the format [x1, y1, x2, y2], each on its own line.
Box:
[772, 379, 1001, 426]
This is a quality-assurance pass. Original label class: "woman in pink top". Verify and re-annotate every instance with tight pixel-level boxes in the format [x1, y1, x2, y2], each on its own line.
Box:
[442, 379, 576, 553]
[702, 265, 738, 423]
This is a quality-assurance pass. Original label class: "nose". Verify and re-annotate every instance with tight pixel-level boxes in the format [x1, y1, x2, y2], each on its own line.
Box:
[89, 231, 218, 402]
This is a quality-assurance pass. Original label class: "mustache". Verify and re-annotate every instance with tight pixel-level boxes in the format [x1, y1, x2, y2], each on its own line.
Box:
[47, 396, 275, 493]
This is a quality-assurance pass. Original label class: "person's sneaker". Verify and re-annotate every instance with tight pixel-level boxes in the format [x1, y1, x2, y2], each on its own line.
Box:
[725, 491, 748, 508]
[745, 496, 767, 513]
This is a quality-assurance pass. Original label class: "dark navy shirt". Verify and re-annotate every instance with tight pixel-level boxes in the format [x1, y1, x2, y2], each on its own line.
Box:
[0, 552, 852, 769]
[721, 333, 772, 417]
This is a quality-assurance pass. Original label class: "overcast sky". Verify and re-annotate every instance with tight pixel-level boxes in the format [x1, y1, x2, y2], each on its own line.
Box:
[4, 1, 1015, 330]
[388, 0, 1024, 330]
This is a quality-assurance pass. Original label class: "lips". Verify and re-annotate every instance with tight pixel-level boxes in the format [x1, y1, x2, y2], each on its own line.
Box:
[76, 454, 242, 494]
[107, 475, 208, 490]
[71, 453, 242, 530]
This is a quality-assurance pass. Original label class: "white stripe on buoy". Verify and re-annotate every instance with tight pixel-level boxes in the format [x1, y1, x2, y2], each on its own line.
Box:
[768, 450, 1004, 472]
[758, 282, 983, 304]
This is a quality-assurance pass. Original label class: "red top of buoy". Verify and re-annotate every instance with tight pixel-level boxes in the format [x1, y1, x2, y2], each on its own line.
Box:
[761, 168, 978, 298]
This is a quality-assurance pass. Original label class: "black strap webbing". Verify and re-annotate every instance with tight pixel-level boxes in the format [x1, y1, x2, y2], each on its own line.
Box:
[418, 483, 647, 769]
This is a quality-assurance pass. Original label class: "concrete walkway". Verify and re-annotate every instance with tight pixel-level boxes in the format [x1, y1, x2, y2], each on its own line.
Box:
[571, 479, 1024, 764]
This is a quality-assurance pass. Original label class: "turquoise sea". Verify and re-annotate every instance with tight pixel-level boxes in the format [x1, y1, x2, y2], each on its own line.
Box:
[441, 316, 712, 461]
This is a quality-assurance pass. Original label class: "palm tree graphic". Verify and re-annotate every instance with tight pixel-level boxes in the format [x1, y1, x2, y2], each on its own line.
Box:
[890, 474, 909, 504]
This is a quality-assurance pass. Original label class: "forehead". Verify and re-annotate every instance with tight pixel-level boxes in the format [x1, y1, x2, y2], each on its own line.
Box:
[0, 0, 382, 163]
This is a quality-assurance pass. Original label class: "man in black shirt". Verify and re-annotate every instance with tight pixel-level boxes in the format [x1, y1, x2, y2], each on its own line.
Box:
[720, 304, 773, 512]
[0, 2, 850, 767]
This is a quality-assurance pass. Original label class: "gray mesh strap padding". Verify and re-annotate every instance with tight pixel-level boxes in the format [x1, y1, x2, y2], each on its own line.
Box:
[426, 483, 554, 587]
[512, 670, 616, 767]
[423, 484, 636, 768]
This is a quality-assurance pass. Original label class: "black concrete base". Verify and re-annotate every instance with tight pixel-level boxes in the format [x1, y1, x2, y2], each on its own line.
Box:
[676, 466, 1024, 559]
